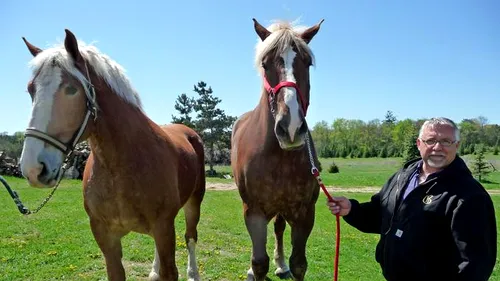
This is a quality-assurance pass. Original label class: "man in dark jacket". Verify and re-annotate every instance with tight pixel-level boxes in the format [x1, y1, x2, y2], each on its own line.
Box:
[327, 117, 497, 281]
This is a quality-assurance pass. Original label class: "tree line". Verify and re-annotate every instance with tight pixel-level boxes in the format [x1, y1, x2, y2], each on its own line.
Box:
[0, 132, 24, 159]
[311, 111, 500, 159]
[2, 90, 499, 173]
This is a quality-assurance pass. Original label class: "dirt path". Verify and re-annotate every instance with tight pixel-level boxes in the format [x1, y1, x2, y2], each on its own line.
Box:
[206, 182, 500, 195]
[207, 183, 380, 193]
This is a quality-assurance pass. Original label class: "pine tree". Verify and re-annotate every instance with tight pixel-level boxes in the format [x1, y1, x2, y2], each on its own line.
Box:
[192, 81, 236, 175]
[383, 110, 397, 125]
[402, 132, 420, 164]
[472, 144, 492, 182]
[171, 93, 196, 129]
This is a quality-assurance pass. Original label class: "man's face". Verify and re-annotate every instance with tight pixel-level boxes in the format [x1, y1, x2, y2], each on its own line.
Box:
[417, 124, 459, 171]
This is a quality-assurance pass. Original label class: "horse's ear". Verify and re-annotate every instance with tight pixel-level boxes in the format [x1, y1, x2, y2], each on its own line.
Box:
[64, 29, 84, 63]
[301, 19, 324, 44]
[22, 37, 42, 57]
[253, 18, 271, 41]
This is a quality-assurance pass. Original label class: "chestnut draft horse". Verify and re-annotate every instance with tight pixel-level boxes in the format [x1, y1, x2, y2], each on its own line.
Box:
[19, 30, 205, 281]
[231, 19, 324, 281]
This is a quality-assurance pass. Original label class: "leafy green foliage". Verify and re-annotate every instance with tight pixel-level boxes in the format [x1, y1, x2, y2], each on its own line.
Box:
[310, 114, 500, 159]
[0, 132, 24, 159]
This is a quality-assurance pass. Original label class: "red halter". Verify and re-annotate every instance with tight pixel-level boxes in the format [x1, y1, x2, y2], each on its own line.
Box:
[263, 75, 309, 117]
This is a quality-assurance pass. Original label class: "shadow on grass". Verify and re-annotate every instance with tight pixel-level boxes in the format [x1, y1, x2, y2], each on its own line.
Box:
[480, 179, 498, 184]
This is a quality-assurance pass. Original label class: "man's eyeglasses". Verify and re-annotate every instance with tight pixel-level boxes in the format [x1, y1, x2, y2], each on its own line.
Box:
[420, 138, 457, 147]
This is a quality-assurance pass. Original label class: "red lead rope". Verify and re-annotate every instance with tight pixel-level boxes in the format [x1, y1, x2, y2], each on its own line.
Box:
[312, 167, 340, 281]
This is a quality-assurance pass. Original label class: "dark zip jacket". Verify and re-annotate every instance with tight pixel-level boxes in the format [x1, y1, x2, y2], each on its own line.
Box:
[344, 156, 497, 281]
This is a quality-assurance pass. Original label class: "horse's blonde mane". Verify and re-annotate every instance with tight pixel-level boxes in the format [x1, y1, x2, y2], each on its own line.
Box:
[254, 20, 315, 70]
[28, 40, 143, 109]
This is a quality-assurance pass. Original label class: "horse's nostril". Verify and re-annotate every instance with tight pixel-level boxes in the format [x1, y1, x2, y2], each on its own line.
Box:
[39, 162, 48, 178]
[276, 121, 287, 136]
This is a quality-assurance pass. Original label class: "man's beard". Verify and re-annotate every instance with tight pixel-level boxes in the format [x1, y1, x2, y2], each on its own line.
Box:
[427, 155, 446, 168]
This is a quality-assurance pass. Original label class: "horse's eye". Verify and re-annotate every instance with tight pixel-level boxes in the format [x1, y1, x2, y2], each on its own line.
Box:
[65, 86, 78, 95]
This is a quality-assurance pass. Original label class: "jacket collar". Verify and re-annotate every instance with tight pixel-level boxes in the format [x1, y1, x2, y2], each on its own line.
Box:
[402, 154, 471, 181]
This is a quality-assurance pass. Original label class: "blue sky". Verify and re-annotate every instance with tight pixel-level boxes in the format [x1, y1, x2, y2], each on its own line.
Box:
[1, 0, 499, 135]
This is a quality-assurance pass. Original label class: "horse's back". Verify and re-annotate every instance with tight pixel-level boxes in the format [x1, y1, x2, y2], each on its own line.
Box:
[160, 123, 206, 201]
[160, 124, 201, 151]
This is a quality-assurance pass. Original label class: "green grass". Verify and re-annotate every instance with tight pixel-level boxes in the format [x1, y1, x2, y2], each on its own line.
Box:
[208, 155, 500, 190]
[0, 175, 499, 280]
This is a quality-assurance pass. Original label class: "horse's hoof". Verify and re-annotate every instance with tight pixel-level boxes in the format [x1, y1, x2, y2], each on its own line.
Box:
[275, 269, 292, 279]
[187, 269, 200, 281]
[187, 273, 200, 281]
[148, 272, 160, 281]
[246, 268, 255, 281]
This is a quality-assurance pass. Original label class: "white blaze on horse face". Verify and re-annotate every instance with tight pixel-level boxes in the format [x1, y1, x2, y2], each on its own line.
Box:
[20, 67, 63, 182]
[280, 47, 301, 142]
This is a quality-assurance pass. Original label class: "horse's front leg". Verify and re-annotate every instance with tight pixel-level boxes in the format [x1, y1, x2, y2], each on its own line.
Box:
[288, 204, 315, 281]
[273, 214, 291, 279]
[244, 204, 270, 281]
[149, 216, 178, 281]
[89, 219, 127, 281]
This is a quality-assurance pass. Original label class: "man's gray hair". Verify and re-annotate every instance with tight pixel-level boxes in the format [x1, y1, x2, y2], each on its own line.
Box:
[419, 117, 460, 141]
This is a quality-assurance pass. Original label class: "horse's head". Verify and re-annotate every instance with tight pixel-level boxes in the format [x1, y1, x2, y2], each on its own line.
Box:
[19, 30, 97, 187]
[253, 18, 323, 150]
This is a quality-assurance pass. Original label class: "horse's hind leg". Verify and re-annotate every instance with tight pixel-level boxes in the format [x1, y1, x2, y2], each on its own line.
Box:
[244, 205, 269, 281]
[273, 214, 291, 279]
[183, 192, 204, 281]
[89, 219, 126, 281]
[288, 205, 315, 281]
[149, 216, 179, 281]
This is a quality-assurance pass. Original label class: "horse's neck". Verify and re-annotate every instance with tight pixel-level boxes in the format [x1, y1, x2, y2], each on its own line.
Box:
[88, 88, 157, 171]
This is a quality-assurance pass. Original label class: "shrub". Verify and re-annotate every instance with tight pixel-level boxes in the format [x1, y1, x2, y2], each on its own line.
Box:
[328, 162, 339, 173]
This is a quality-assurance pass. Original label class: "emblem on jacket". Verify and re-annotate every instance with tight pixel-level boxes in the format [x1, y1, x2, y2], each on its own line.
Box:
[422, 195, 433, 204]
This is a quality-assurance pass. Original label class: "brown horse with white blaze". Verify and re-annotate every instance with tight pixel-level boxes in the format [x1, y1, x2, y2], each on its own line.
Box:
[231, 19, 324, 281]
[19, 30, 205, 281]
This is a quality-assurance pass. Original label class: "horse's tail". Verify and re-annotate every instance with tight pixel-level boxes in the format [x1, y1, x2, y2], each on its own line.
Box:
[188, 133, 206, 198]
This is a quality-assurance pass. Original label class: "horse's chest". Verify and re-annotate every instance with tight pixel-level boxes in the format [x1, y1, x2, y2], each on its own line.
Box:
[83, 181, 151, 233]
[249, 158, 313, 189]
[245, 167, 318, 209]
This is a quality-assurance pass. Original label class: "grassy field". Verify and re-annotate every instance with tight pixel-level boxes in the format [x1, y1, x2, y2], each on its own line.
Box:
[210, 155, 500, 190]
[0, 155, 499, 280]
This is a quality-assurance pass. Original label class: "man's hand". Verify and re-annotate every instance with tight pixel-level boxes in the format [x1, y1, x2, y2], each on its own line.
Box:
[326, 196, 352, 216]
